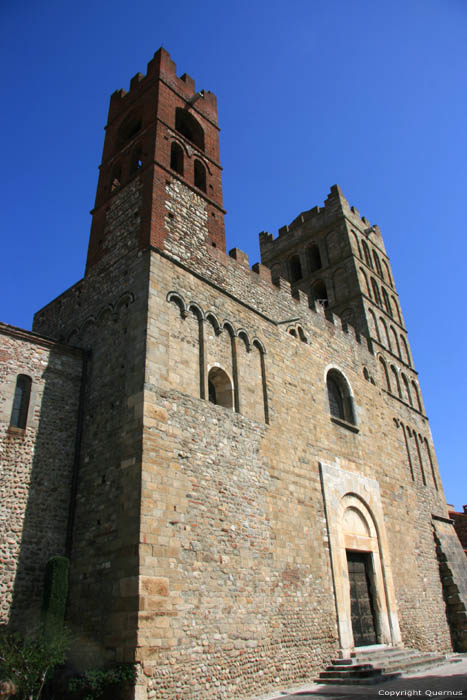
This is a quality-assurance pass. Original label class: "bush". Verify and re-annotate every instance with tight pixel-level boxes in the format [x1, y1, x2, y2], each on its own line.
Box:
[67, 664, 137, 700]
[41, 557, 69, 641]
[0, 628, 70, 700]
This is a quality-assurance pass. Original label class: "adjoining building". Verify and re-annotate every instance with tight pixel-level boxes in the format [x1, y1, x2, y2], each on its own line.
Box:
[1, 49, 467, 700]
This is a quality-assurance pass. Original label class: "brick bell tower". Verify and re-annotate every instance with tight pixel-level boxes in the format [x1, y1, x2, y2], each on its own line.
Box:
[86, 48, 226, 273]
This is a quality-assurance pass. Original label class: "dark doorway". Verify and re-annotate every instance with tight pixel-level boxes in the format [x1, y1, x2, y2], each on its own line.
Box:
[347, 551, 377, 646]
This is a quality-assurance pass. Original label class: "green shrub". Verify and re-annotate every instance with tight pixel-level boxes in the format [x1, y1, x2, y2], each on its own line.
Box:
[0, 628, 70, 700]
[41, 556, 69, 640]
[67, 664, 137, 700]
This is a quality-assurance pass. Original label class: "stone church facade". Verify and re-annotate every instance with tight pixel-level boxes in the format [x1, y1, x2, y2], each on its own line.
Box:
[1, 49, 467, 699]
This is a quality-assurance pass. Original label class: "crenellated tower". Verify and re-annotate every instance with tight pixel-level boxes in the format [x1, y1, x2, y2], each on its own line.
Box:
[86, 48, 226, 273]
[259, 184, 424, 415]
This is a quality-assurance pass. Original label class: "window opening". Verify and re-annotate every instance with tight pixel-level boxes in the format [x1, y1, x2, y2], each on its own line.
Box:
[110, 164, 121, 192]
[289, 255, 302, 282]
[194, 159, 206, 191]
[362, 240, 373, 268]
[170, 142, 184, 175]
[207, 367, 233, 409]
[117, 112, 142, 147]
[371, 279, 382, 306]
[327, 370, 355, 424]
[308, 245, 322, 272]
[373, 250, 383, 277]
[11, 374, 32, 429]
[312, 280, 328, 307]
[130, 145, 143, 173]
[175, 108, 205, 150]
[382, 289, 393, 317]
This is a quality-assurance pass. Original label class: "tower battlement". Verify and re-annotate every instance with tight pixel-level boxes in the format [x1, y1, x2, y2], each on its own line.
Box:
[108, 48, 218, 125]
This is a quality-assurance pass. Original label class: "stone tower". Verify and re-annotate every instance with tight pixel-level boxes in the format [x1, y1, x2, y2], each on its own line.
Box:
[0, 48, 464, 700]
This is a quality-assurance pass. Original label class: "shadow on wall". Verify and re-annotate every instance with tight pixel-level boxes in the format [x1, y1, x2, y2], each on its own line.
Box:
[7, 348, 82, 633]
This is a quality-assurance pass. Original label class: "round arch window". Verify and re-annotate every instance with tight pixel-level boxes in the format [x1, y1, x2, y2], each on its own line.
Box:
[208, 367, 233, 409]
[326, 369, 356, 424]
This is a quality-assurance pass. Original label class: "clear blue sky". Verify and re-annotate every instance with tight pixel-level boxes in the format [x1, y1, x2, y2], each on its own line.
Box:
[1, 0, 466, 509]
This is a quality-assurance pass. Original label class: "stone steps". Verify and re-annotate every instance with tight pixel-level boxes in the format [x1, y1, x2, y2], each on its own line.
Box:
[317, 647, 451, 685]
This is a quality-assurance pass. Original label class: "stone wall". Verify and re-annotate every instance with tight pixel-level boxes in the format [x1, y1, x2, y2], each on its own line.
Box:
[0, 323, 82, 629]
[128, 232, 453, 698]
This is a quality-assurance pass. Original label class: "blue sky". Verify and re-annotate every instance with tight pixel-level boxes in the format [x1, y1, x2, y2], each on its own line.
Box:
[1, 0, 466, 509]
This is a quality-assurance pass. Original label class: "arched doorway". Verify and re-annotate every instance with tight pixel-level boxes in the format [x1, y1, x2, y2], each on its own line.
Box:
[320, 463, 402, 656]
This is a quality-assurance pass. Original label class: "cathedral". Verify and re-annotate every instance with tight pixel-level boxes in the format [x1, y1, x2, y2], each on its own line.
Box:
[1, 49, 467, 700]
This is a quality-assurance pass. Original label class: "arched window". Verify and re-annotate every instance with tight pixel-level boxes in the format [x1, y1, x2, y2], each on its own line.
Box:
[382, 260, 393, 287]
[130, 145, 143, 173]
[312, 280, 328, 307]
[110, 163, 121, 192]
[390, 365, 401, 397]
[117, 111, 142, 147]
[371, 279, 382, 306]
[368, 308, 381, 342]
[194, 159, 206, 192]
[412, 381, 422, 412]
[379, 357, 391, 391]
[11, 374, 32, 429]
[382, 289, 393, 317]
[362, 240, 373, 268]
[401, 373, 413, 406]
[400, 335, 411, 366]
[170, 142, 184, 175]
[208, 367, 233, 409]
[390, 326, 400, 357]
[175, 108, 205, 150]
[380, 317, 391, 350]
[352, 231, 362, 259]
[360, 268, 372, 298]
[289, 255, 302, 282]
[308, 244, 322, 272]
[326, 369, 355, 424]
[373, 250, 383, 277]
[392, 296, 402, 324]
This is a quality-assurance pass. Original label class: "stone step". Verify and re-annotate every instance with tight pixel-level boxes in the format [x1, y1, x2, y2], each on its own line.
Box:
[340, 649, 419, 665]
[320, 667, 383, 679]
[317, 647, 450, 686]
[318, 672, 401, 686]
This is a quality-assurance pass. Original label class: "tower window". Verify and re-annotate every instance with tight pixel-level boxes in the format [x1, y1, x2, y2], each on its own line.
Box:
[371, 278, 382, 306]
[308, 244, 322, 272]
[373, 250, 383, 277]
[175, 108, 205, 150]
[130, 145, 143, 173]
[382, 289, 393, 316]
[194, 159, 206, 192]
[326, 369, 356, 425]
[289, 255, 302, 282]
[362, 240, 373, 269]
[170, 142, 184, 175]
[312, 280, 328, 307]
[117, 111, 142, 147]
[11, 374, 32, 429]
[110, 164, 121, 192]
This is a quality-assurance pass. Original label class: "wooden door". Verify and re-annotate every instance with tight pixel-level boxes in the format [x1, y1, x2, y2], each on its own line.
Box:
[347, 551, 377, 646]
